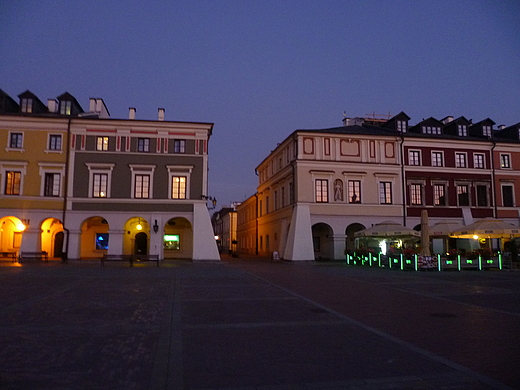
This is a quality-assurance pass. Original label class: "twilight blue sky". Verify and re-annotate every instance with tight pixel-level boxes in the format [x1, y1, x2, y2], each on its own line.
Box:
[1, 1, 520, 207]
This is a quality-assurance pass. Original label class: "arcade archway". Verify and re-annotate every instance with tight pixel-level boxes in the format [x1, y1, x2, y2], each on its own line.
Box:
[163, 217, 193, 259]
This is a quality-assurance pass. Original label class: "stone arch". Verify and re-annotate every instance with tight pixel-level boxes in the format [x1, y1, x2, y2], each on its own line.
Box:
[40, 218, 64, 259]
[312, 222, 334, 260]
[123, 217, 150, 255]
[164, 217, 193, 259]
[80, 216, 109, 259]
[345, 223, 366, 252]
[0, 216, 26, 255]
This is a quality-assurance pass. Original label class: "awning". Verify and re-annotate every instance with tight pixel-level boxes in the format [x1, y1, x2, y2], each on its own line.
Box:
[354, 220, 420, 238]
[450, 218, 520, 239]
[430, 220, 464, 236]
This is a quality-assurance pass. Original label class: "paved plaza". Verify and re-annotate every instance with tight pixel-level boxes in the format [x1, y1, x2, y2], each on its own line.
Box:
[0, 259, 519, 389]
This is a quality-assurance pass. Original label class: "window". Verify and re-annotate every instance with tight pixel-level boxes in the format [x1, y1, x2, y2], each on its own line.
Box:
[500, 154, 511, 169]
[44, 173, 60, 197]
[266, 196, 269, 213]
[134, 174, 150, 198]
[483, 126, 492, 137]
[379, 182, 392, 204]
[274, 191, 278, 210]
[431, 152, 443, 167]
[21, 98, 33, 113]
[96, 136, 109, 151]
[60, 100, 71, 115]
[409, 150, 421, 166]
[164, 234, 180, 250]
[410, 184, 423, 205]
[502, 185, 514, 207]
[92, 173, 108, 197]
[281, 187, 285, 208]
[9, 133, 23, 149]
[457, 185, 469, 206]
[474, 154, 485, 169]
[348, 180, 361, 203]
[458, 125, 467, 137]
[315, 179, 328, 203]
[433, 184, 446, 206]
[174, 140, 186, 153]
[5, 171, 21, 195]
[137, 138, 150, 152]
[397, 120, 407, 132]
[49, 135, 62, 151]
[455, 153, 467, 168]
[171, 176, 186, 199]
[423, 126, 441, 135]
[476, 185, 488, 207]
[95, 233, 109, 250]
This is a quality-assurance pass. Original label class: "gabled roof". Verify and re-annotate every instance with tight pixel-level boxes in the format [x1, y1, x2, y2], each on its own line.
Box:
[0, 89, 19, 113]
[57, 92, 84, 115]
[17, 89, 48, 113]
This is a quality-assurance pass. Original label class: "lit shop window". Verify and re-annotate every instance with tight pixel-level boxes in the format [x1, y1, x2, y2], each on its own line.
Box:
[164, 234, 180, 250]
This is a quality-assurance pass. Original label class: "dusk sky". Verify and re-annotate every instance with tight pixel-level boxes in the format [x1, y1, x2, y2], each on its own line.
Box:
[1, 1, 519, 208]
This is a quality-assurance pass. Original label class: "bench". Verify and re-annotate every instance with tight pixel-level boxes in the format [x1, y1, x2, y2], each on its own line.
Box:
[101, 254, 160, 267]
[0, 251, 18, 262]
[19, 251, 48, 262]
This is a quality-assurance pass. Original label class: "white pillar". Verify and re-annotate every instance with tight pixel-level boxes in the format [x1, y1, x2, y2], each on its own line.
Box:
[192, 203, 220, 261]
[66, 229, 82, 260]
[332, 234, 347, 261]
[283, 204, 314, 261]
[108, 230, 125, 255]
[20, 227, 41, 252]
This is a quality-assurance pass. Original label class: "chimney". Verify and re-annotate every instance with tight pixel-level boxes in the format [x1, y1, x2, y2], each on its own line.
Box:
[129, 108, 136, 120]
[498, 124, 505, 130]
[47, 99, 58, 113]
[158, 108, 165, 121]
[342, 117, 351, 126]
[89, 98, 97, 112]
[441, 116, 454, 124]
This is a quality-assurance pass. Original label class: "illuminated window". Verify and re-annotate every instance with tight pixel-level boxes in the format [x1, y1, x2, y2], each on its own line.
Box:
[379, 182, 392, 204]
[9, 133, 23, 149]
[171, 176, 186, 199]
[164, 234, 180, 250]
[500, 154, 511, 169]
[431, 152, 443, 167]
[397, 120, 407, 132]
[95, 233, 109, 250]
[315, 179, 328, 203]
[457, 185, 469, 206]
[96, 136, 109, 151]
[433, 184, 446, 206]
[174, 140, 186, 153]
[60, 100, 71, 115]
[137, 138, 150, 152]
[348, 180, 361, 203]
[474, 154, 485, 169]
[49, 135, 62, 151]
[21, 98, 33, 113]
[93, 173, 108, 197]
[5, 171, 21, 195]
[410, 184, 423, 205]
[455, 153, 467, 168]
[44, 173, 60, 197]
[134, 174, 150, 198]
[409, 150, 421, 166]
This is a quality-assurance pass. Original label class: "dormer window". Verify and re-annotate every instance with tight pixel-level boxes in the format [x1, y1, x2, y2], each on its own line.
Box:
[458, 125, 467, 137]
[397, 120, 407, 132]
[422, 126, 441, 135]
[483, 126, 492, 137]
[21, 98, 33, 113]
[60, 100, 72, 115]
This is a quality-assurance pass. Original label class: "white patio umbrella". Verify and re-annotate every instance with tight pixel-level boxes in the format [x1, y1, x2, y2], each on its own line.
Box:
[354, 220, 420, 238]
[450, 218, 520, 239]
[429, 220, 464, 236]
[420, 210, 431, 256]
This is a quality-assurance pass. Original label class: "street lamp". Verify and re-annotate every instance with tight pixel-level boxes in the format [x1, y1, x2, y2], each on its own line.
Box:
[202, 195, 217, 209]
